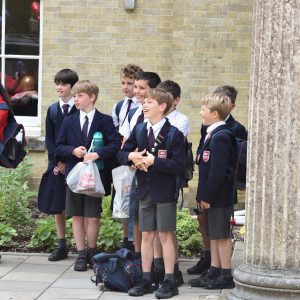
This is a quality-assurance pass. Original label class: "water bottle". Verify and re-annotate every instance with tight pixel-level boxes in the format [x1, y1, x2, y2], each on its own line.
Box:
[92, 132, 104, 170]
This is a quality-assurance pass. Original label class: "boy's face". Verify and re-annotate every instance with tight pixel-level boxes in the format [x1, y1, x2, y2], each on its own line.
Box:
[200, 104, 219, 126]
[74, 92, 96, 113]
[56, 82, 72, 101]
[134, 80, 150, 103]
[143, 97, 166, 122]
[121, 75, 135, 98]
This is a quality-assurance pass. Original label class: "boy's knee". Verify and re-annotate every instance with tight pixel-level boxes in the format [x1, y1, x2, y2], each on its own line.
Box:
[158, 231, 173, 243]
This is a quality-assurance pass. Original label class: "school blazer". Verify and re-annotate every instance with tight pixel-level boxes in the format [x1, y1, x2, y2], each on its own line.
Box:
[196, 124, 236, 207]
[117, 120, 186, 204]
[45, 102, 77, 162]
[55, 109, 121, 195]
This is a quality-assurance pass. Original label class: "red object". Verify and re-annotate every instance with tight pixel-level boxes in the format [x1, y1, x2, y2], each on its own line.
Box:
[31, 2, 40, 20]
[0, 96, 9, 141]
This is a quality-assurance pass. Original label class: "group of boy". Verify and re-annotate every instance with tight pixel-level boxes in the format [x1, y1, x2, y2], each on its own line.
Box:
[42, 63, 246, 298]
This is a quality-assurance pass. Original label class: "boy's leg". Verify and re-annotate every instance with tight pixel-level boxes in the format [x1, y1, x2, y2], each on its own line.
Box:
[134, 222, 142, 256]
[86, 217, 100, 268]
[48, 212, 68, 261]
[187, 210, 211, 274]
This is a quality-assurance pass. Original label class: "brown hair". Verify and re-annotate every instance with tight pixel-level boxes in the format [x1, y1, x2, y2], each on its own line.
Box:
[146, 88, 173, 114]
[201, 93, 232, 120]
[120, 64, 143, 80]
[71, 80, 99, 102]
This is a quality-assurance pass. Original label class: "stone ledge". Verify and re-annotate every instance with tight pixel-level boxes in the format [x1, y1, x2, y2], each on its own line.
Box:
[26, 136, 46, 152]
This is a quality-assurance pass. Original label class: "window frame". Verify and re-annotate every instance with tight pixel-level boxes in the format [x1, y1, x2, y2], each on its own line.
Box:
[0, 0, 43, 137]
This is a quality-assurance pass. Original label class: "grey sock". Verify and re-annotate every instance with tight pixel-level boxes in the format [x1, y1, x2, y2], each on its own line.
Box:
[164, 273, 174, 284]
[143, 272, 152, 282]
[58, 238, 66, 249]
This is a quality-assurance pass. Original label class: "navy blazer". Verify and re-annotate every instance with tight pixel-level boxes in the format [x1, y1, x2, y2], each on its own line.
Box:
[196, 124, 236, 207]
[55, 109, 121, 195]
[117, 120, 186, 204]
[196, 114, 247, 158]
[45, 102, 77, 162]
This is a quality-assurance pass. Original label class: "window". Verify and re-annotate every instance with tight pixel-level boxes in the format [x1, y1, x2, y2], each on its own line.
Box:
[1, 0, 42, 136]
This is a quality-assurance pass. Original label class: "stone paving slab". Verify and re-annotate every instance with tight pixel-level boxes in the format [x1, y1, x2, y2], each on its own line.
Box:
[0, 244, 244, 300]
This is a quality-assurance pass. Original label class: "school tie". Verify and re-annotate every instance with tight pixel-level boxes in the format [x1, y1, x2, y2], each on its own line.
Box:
[62, 104, 69, 117]
[121, 99, 132, 125]
[136, 112, 144, 124]
[148, 127, 155, 149]
[82, 115, 89, 143]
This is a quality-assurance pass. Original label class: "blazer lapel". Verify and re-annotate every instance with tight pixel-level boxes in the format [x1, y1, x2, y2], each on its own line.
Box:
[71, 112, 82, 144]
[86, 110, 103, 146]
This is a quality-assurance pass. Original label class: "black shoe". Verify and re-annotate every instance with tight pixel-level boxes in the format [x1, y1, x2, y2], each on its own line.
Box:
[48, 247, 68, 261]
[188, 270, 216, 287]
[187, 256, 211, 275]
[155, 281, 178, 299]
[174, 270, 184, 287]
[128, 278, 153, 296]
[206, 275, 235, 289]
[74, 255, 88, 272]
[87, 249, 96, 269]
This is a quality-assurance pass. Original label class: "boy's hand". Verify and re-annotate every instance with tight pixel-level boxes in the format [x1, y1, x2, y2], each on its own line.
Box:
[128, 149, 146, 165]
[72, 146, 86, 158]
[200, 200, 210, 210]
[84, 152, 99, 163]
[143, 151, 155, 167]
[57, 161, 66, 174]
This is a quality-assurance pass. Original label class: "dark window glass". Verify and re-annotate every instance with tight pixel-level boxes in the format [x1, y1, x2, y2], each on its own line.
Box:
[5, 0, 40, 55]
[6, 58, 38, 116]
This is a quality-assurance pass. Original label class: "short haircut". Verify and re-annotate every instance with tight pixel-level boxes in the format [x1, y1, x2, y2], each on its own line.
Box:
[120, 64, 143, 80]
[201, 93, 232, 120]
[146, 88, 173, 114]
[214, 85, 237, 104]
[136, 71, 161, 88]
[157, 80, 181, 99]
[54, 69, 78, 87]
[71, 80, 99, 101]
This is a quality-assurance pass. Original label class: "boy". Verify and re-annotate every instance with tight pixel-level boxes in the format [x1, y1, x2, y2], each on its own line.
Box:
[111, 63, 143, 251]
[44, 68, 78, 262]
[188, 85, 247, 276]
[190, 93, 236, 289]
[56, 80, 120, 271]
[152, 80, 190, 286]
[118, 88, 186, 299]
[120, 71, 161, 139]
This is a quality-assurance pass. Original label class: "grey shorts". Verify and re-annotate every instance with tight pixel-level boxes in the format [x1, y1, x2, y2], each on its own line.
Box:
[205, 206, 233, 240]
[66, 187, 102, 218]
[139, 194, 177, 232]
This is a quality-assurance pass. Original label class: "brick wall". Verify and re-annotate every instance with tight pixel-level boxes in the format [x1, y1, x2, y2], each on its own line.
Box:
[30, 0, 253, 206]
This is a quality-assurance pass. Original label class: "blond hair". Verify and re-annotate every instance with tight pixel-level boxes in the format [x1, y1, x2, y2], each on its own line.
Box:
[201, 93, 232, 120]
[71, 80, 99, 102]
[146, 88, 173, 114]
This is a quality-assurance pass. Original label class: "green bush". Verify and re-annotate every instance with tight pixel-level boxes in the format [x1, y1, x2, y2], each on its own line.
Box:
[0, 157, 36, 229]
[176, 208, 202, 257]
[0, 223, 18, 246]
[97, 196, 122, 252]
[30, 217, 73, 251]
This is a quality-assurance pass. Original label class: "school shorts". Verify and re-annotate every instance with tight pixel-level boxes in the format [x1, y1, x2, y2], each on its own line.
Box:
[205, 206, 233, 240]
[139, 194, 177, 232]
[66, 187, 102, 218]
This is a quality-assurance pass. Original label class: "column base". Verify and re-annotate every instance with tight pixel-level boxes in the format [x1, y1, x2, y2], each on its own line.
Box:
[227, 263, 300, 299]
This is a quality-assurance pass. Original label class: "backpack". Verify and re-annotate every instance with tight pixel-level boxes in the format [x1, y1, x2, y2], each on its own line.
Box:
[49, 102, 59, 124]
[91, 248, 142, 292]
[0, 86, 27, 169]
[128, 107, 139, 124]
[115, 100, 124, 124]
[135, 122, 194, 208]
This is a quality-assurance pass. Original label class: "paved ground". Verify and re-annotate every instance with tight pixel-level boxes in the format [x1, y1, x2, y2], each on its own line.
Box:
[0, 243, 244, 300]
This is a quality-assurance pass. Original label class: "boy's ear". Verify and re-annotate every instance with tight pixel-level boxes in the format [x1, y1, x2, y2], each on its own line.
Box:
[159, 102, 167, 112]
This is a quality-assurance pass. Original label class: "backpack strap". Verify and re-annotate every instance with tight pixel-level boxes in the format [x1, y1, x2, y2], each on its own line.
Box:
[135, 122, 147, 147]
[49, 102, 59, 124]
[128, 107, 139, 124]
[115, 100, 124, 124]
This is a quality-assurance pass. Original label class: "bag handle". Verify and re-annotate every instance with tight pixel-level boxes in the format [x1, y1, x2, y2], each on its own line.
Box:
[88, 139, 94, 153]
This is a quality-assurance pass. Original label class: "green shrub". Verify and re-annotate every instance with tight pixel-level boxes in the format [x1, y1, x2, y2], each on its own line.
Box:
[0, 157, 36, 229]
[176, 208, 202, 257]
[97, 196, 122, 252]
[0, 223, 18, 246]
[30, 217, 73, 251]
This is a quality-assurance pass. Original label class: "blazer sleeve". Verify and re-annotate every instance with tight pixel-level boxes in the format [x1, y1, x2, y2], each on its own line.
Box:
[151, 130, 186, 176]
[197, 134, 232, 204]
[45, 106, 56, 161]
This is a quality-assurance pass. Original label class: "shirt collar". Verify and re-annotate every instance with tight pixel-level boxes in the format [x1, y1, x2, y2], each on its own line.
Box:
[207, 121, 226, 133]
[80, 108, 96, 121]
[125, 96, 138, 105]
[147, 118, 166, 137]
[59, 97, 74, 109]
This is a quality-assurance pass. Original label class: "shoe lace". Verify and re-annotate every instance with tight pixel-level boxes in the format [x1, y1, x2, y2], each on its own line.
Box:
[158, 281, 173, 292]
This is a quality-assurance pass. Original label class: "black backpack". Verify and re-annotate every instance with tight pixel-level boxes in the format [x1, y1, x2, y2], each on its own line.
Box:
[0, 84, 27, 169]
[135, 122, 194, 208]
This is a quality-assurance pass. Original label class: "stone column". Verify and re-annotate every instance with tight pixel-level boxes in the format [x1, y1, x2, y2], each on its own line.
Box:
[228, 0, 300, 299]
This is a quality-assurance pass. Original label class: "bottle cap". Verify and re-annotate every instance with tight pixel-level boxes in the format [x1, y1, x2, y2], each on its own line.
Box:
[93, 132, 103, 138]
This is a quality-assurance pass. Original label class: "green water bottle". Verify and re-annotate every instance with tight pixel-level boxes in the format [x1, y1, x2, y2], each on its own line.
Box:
[92, 132, 104, 170]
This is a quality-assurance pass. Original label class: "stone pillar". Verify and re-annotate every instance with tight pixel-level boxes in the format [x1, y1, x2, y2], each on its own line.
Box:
[228, 0, 300, 299]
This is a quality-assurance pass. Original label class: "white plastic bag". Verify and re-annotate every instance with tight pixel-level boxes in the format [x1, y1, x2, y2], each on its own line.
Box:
[66, 161, 105, 198]
[112, 166, 135, 220]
